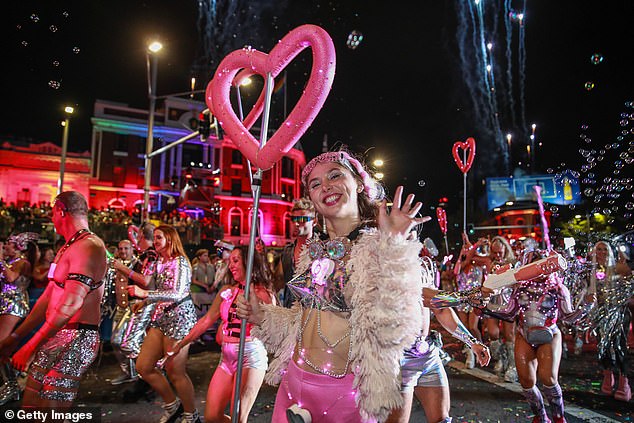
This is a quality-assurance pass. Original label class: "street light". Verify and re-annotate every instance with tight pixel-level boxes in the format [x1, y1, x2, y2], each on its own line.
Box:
[143, 40, 163, 222]
[57, 106, 75, 194]
[373, 159, 384, 167]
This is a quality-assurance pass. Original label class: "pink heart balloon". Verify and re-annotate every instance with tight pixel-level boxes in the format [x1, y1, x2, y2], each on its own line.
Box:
[206, 24, 336, 170]
[451, 137, 476, 174]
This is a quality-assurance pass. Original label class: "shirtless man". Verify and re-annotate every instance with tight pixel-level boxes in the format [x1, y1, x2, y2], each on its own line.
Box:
[0, 191, 107, 408]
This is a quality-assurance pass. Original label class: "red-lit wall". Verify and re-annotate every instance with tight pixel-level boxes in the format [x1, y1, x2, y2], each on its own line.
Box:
[0, 141, 90, 206]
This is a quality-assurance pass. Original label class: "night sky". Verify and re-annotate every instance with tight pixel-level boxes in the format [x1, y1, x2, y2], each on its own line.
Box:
[1, 1, 632, 231]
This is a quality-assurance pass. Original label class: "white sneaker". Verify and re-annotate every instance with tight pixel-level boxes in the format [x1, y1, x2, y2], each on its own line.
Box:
[159, 399, 183, 423]
[111, 373, 139, 385]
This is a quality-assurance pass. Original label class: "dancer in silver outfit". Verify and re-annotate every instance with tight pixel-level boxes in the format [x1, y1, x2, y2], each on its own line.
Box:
[0, 232, 38, 404]
[483, 249, 595, 423]
[127, 225, 199, 423]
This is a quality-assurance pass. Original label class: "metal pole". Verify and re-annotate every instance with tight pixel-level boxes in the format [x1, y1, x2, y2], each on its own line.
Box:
[232, 72, 274, 423]
[143, 53, 158, 223]
[57, 118, 70, 194]
[463, 149, 467, 233]
[148, 132, 200, 159]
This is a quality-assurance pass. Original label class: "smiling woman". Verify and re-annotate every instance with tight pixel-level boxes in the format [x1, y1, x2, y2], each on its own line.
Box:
[165, 245, 276, 423]
[237, 148, 428, 422]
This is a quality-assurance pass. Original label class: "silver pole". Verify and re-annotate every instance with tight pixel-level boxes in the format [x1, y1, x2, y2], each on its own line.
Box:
[143, 53, 158, 223]
[231, 72, 274, 423]
[463, 149, 467, 233]
[57, 118, 70, 194]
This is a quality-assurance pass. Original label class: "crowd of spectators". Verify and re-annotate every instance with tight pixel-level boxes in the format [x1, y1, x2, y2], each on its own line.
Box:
[0, 199, 223, 248]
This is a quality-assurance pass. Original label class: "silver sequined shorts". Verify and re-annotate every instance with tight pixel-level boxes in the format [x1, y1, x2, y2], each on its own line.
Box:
[29, 327, 99, 402]
[0, 283, 29, 318]
[400, 339, 448, 392]
[218, 339, 268, 375]
[150, 298, 197, 340]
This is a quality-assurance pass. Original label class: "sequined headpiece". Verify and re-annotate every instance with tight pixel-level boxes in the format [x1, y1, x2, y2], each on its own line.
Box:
[7, 232, 39, 251]
[301, 151, 384, 201]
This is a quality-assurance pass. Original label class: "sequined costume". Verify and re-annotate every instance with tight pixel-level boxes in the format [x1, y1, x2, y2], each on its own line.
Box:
[216, 286, 268, 374]
[484, 271, 593, 422]
[485, 275, 593, 346]
[0, 258, 31, 319]
[455, 266, 484, 313]
[590, 273, 634, 375]
[24, 228, 105, 404]
[29, 325, 99, 402]
[400, 335, 448, 391]
[252, 228, 423, 423]
[113, 248, 158, 357]
[146, 255, 196, 341]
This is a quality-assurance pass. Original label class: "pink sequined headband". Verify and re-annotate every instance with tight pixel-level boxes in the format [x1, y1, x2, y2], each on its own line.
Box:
[301, 151, 384, 200]
[7, 232, 39, 251]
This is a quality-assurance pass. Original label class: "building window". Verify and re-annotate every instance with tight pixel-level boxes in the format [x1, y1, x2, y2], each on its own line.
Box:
[281, 157, 294, 178]
[231, 179, 242, 197]
[283, 212, 292, 239]
[229, 208, 242, 236]
[231, 149, 243, 165]
[281, 182, 294, 201]
[183, 144, 203, 166]
[214, 148, 221, 169]
[115, 134, 128, 152]
[248, 209, 264, 236]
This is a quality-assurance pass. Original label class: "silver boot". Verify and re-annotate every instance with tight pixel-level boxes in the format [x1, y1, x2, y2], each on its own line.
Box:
[0, 380, 20, 405]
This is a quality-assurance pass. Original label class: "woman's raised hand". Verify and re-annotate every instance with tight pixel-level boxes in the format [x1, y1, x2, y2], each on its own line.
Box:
[378, 186, 430, 237]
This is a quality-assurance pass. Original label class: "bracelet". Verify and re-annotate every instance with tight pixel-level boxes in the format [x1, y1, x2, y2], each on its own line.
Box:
[128, 269, 134, 279]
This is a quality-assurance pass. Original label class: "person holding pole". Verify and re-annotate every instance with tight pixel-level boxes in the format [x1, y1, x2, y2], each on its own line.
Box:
[165, 246, 275, 423]
[237, 149, 427, 423]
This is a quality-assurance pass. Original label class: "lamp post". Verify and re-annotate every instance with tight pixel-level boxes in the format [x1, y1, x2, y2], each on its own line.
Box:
[142, 40, 163, 223]
[57, 106, 74, 194]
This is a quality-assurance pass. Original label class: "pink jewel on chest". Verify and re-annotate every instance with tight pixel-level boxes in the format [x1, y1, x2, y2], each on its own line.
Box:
[595, 271, 605, 280]
[220, 289, 233, 300]
[311, 258, 335, 286]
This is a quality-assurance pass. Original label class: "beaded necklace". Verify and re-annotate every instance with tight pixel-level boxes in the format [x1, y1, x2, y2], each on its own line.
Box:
[295, 226, 363, 378]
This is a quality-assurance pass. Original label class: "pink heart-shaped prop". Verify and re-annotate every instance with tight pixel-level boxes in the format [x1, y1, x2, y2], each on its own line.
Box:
[206, 24, 336, 170]
[451, 137, 476, 174]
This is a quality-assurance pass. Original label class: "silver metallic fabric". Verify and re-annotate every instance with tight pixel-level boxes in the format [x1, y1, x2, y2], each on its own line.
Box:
[111, 302, 156, 358]
[401, 337, 448, 391]
[147, 255, 196, 340]
[29, 328, 99, 402]
[0, 275, 30, 319]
